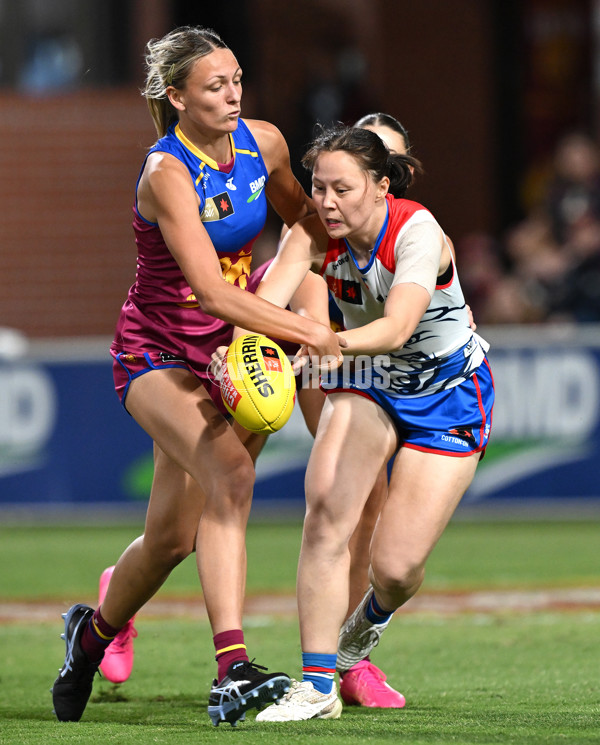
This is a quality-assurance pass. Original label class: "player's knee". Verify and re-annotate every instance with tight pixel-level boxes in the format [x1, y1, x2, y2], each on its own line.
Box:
[207, 456, 255, 515]
[303, 501, 352, 557]
[305, 466, 347, 524]
[372, 559, 425, 598]
[228, 457, 255, 499]
[142, 530, 194, 568]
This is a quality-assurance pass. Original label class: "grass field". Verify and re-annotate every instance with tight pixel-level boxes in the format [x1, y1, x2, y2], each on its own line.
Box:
[1, 519, 599, 744]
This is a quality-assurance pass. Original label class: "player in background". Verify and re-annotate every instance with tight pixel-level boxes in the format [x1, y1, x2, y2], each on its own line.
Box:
[246, 124, 494, 721]
[50, 25, 343, 728]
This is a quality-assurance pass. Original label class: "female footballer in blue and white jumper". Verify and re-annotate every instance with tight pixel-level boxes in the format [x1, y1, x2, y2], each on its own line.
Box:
[251, 124, 494, 721]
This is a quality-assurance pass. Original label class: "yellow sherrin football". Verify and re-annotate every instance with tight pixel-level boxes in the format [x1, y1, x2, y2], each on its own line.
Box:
[220, 334, 296, 433]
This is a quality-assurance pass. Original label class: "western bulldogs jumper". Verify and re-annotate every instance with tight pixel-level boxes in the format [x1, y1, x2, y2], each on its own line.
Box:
[320, 195, 488, 397]
[319, 194, 494, 456]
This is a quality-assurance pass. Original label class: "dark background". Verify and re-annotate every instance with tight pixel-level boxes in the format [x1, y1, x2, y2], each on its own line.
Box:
[0, 0, 595, 336]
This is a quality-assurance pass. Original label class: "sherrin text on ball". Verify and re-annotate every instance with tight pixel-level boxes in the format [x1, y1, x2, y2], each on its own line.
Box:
[221, 334, 296, 433]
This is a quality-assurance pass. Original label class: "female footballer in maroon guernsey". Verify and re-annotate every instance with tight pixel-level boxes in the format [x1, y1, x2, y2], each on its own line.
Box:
[251, 125, 494, 721]
[51, 26, 342, 728]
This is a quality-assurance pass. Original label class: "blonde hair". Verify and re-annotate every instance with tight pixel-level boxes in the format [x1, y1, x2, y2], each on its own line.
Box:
[142, 26, 229, 137]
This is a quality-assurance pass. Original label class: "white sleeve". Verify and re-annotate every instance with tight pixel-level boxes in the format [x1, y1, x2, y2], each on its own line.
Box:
[390, 219, 444, 298]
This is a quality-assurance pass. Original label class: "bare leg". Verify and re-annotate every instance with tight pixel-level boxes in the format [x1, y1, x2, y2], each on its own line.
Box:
[297, 385, 325, 438]
[370, 448, 480, 611]
[346, 465, 388, 619]
[298, 393, 398, 653]
[99, 368, 255, 634]
[299, 386, 390, 622]
[232, 422, 269, 464]
[336, 448, 481, 676]
[100, 443, 205, 626]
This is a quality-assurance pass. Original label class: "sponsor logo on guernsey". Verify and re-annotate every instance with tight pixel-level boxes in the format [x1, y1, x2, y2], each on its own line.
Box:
[331, 254, 349, 270]
[226, 176, 236, 191]
[247, 175, 266, 203]
[261, 345, 283, 372]
[241, 337, 275, 397]
[201, 192, 234, 222]
[325, 275, 363, 305]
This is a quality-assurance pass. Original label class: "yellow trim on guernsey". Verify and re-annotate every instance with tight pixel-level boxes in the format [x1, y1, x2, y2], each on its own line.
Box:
[174, 123, 259, 186]
[174, 123, 227, 170]
[175, 124, 258, 162]
[234, 148, 259, 157]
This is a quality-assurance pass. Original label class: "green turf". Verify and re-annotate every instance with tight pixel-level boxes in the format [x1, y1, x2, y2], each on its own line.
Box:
[1, 614, 599, 744]
[1, 520, 599, 743]
[1, 520, 600, 599]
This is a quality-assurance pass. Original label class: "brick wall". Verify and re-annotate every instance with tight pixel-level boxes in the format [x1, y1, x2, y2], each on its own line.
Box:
[0, 89, 157, 338]
[1, 0, 499, 341]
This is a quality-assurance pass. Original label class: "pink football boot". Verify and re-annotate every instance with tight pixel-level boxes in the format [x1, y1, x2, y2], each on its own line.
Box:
[98, 566, 137, 684]
[339, 660, 406, 708]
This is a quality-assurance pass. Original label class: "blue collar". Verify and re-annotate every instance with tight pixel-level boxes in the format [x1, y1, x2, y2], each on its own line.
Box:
[343, 202, 389, 274]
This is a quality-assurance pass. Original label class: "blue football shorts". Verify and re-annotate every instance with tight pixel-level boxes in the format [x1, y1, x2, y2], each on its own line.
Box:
[322, 358, 494, 457]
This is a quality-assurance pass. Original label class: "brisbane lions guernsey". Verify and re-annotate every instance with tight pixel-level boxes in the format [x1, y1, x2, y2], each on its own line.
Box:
[112, 119, 269, 369]
[320, 195, 488, 397]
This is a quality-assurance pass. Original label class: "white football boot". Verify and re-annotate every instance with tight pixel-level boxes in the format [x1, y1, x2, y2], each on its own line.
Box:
[336, 587, 393, 673]
[255, 680, 342, 722]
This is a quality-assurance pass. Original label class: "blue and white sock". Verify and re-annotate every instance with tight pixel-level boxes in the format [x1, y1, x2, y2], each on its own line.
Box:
[365, 592, 395, 625]
[302, 652, 336, 694]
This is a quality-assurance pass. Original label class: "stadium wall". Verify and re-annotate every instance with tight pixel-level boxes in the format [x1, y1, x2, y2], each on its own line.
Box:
[0, 90, 156, 338]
